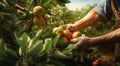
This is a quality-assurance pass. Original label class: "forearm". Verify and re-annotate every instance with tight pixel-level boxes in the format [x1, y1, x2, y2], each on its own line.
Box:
[73, 10, 101, 30]
[89, 28, 120, 47]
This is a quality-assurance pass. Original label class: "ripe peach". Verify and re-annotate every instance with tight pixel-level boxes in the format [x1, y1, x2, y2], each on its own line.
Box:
[63, 30, 73, 40]
[33, 6, 42, 16]
[72, 31, 81, 38]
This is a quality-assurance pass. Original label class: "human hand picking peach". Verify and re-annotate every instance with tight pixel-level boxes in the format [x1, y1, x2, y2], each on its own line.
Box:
[64, 24, 78, 31]
[71, 36, 91, 53]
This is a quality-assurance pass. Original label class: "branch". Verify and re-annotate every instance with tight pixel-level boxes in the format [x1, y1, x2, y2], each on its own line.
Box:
[13, 2, 26, 15]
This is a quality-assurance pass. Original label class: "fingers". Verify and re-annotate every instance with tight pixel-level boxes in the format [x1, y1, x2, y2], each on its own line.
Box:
[71, 36, 89, 53]
[70, 35, 86, 44]
[71, 37, 81, 44]
[72, 45, 86, 54]
[64, 24, 76, 31]
[71, 38, 83, 53]
[72, 44, 87, 54]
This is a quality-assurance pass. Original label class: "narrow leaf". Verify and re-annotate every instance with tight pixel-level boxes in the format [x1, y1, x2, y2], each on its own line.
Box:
[53, 33, 60, 48]
[62, 44, 75, 54]
[44, 38, 52, 51]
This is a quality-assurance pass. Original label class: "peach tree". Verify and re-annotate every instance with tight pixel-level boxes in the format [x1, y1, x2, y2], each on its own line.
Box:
[0, 0, 111, 66]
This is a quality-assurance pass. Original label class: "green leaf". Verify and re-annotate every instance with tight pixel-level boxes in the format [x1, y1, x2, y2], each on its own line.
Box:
[50, 0, 58, 7]
[37, 44, 46, 57]
[37, 38, 52, 57]
[35, 29, 42, 37]
[19, 33, 30, 53]
[0, 1, 7, 7]
[0, 50, 6, 58]
[38, 0, 44, 5]
[52, 50, 67, 59]
[62, 44, 75, 54]
[53, 33, 60, 48]
[44, 38, 52, 51]
[14, 32, 30, 55]
[5, 48, 18, 59]
[0, 39, 4, 50]
[6, 0, 14, 5]
[27, 40, 43, 57]
[42, 0, 51, 9]
[59, 0, 71, 3]
[0, 0, 4, 2]
[29, 37, 39, 48]
[20, 33, 30, 45]
[14, 32, 22, 46]
[14, 32, 20, 44]
[56, 0, 70, 6]
[29, 29, 42, 48]
[0, 41, 6, 58]
[18, 11, 30, 20]
[19, 48, 22, 56]
[0, 12, 11, 16]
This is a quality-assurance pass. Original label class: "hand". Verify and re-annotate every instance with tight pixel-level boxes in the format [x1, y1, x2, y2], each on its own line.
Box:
[71, 36, 91, 53]
[64, 24, 77, 31]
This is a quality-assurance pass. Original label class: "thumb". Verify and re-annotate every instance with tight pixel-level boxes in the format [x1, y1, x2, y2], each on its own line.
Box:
[71, 37, 81, 44]
[70, 34, 86, 44]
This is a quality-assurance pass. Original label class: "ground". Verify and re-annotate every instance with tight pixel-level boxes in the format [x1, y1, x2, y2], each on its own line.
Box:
[98, 45, 116, 66]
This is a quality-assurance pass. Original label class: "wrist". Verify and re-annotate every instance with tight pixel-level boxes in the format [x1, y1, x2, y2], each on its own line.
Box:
[88, 37, 104, 47]
[72, 23, 80, 31]
[88, 37, 98, 47]
[73, 20, 83, 30]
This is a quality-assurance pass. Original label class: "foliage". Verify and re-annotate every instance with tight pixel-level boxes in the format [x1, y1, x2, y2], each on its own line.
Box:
[0, 29, 77, 66]
[0, 0, 116, 66]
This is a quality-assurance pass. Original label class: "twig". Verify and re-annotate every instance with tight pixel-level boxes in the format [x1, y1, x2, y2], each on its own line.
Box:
[12, 2, 27, 15]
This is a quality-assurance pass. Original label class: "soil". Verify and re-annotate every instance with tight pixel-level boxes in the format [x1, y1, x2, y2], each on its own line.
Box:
[98, 46, 116, 66]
